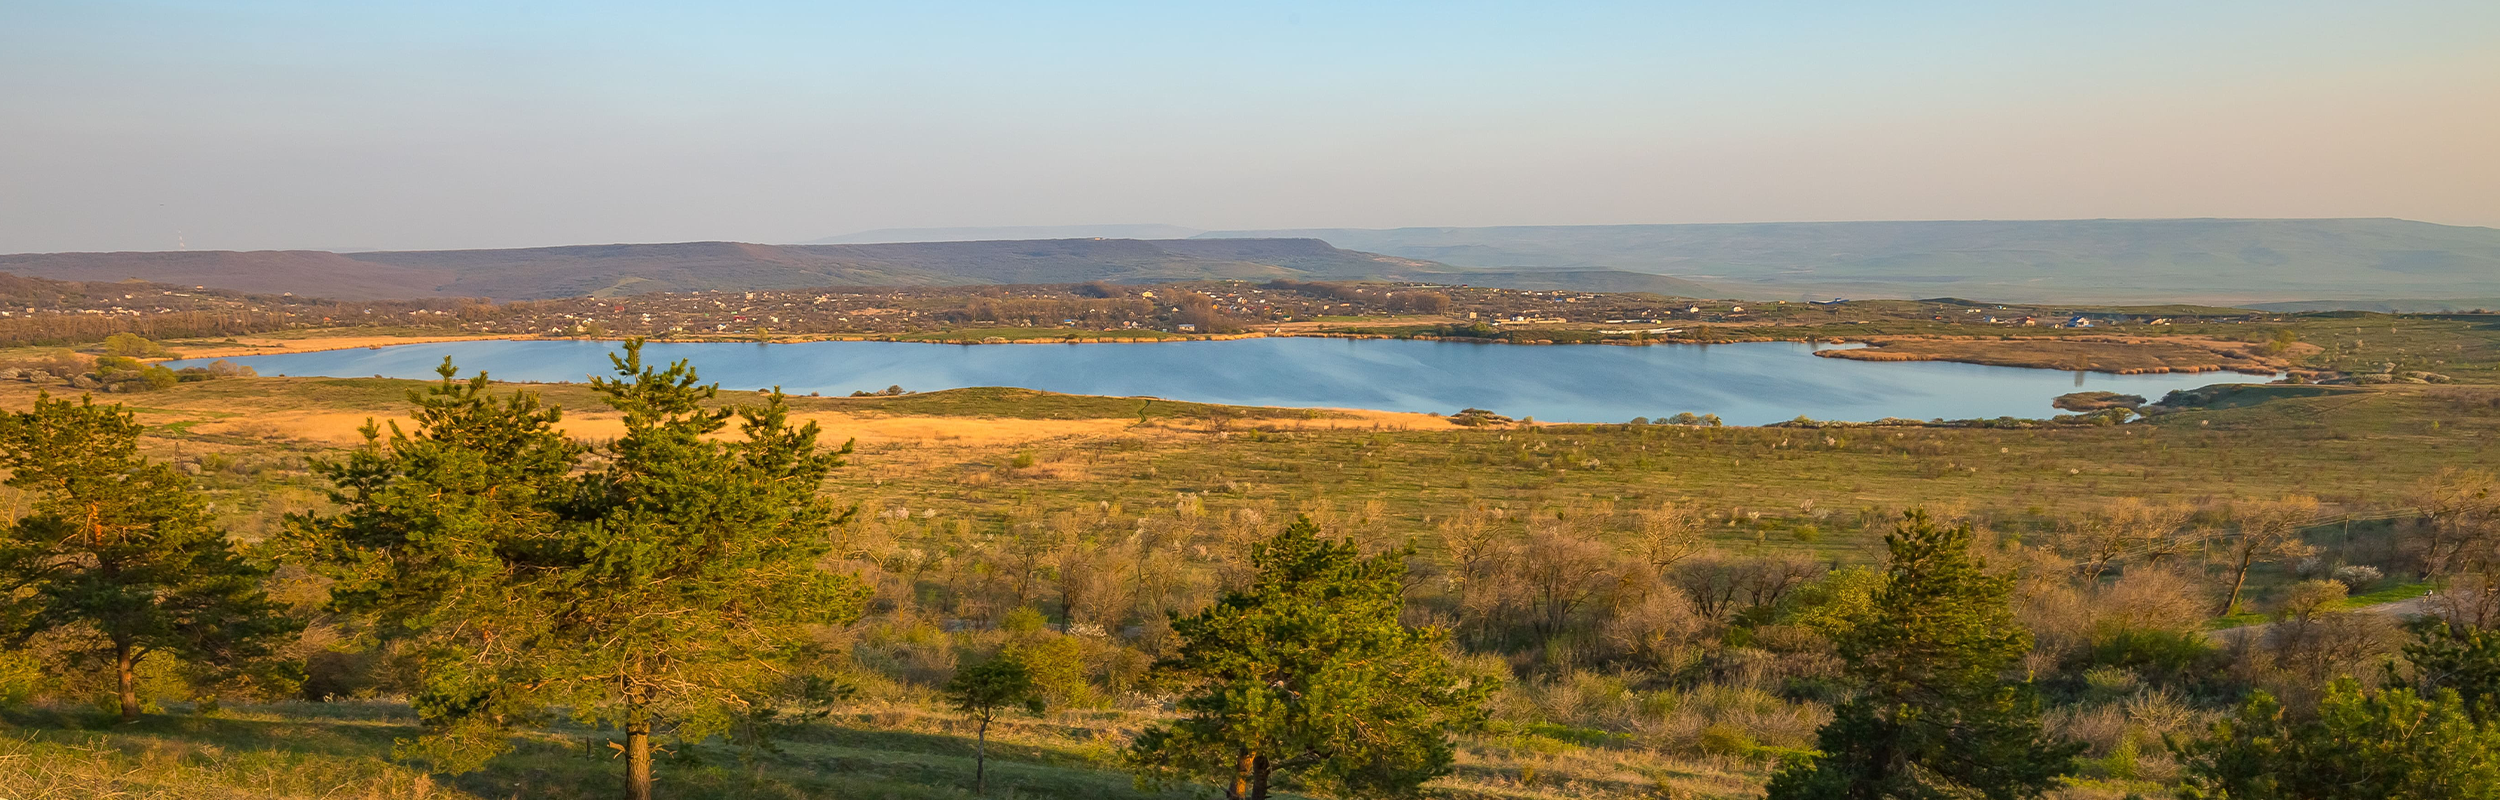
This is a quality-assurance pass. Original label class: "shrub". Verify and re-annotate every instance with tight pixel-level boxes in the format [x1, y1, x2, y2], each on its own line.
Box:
[1603, 588, 1708, 671]
[2085, 628, 2223, 684]
[1698, 722, 1758, 756]
[97, 364, 180, 392]
[2174, 681, 2500, 799]
[101, 332, 168, 358]
[2332, 564, 2384, 589]
[0, 650, 42, 707]
[136, 365, 180, 391]
[1, 350, 87, 378]
[1002, 634, 1097, 708]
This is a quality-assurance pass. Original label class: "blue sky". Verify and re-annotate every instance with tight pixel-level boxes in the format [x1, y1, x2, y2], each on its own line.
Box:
[3, 1, 2494, 251]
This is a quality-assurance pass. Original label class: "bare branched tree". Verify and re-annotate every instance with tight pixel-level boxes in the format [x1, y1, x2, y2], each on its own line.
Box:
[2215, 496, 2322, 615]
[2052, 497, 2197, 583]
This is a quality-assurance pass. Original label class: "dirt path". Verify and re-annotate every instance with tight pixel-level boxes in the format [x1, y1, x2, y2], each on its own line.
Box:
[2208, 593, 2436, 646]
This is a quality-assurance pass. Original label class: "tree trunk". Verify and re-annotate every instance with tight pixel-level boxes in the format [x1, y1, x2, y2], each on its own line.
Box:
[626, 702, 654, 800]
[975, 717, 989, 796]
[1227, 750, 1257, 800]
[2082, 556, 2112, 585]
[115, 642, 139, 723]
[1250, 754, 1272, 800]
[2220, 552, 2255, 615]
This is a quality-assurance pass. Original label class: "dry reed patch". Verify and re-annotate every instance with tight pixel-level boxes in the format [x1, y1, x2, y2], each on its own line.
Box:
[794, 412, 1139, 446]
[1817, 335, 2302, 374]
[166, 407, 1145, 450]
[161, 332, 513, 361]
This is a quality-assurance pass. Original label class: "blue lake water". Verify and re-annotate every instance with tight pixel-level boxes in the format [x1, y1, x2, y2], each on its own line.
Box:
[176, 338, 2266, 426]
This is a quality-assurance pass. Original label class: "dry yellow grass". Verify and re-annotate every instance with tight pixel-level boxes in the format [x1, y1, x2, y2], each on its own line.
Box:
[0, 378, 1455, 453]
[1815, 335, 2314, 375]
[160, 332, 517, 361]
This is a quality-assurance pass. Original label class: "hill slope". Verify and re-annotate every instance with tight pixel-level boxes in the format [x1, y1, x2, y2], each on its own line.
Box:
[0, 239, 1709, 301]
[0, 250, 457, 299]
[804, 224, 1205, 243]
[1198, 218, 2500, 303]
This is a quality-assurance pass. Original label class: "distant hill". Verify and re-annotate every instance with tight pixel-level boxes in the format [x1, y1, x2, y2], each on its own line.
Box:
[0, 239, 1711, 301]
[803, 224, 1205, 244]
[2244, 298, 2500, 313]
[1198, 218, 2500, 304]
[0, 250, 456, 299]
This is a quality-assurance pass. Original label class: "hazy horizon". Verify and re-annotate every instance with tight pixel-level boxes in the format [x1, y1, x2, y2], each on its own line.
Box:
[14, 215, 2500, 256]
[5, 1, 2495, 253]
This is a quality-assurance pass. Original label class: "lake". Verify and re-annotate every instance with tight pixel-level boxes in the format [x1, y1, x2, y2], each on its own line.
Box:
[177, 338, 2265, 425]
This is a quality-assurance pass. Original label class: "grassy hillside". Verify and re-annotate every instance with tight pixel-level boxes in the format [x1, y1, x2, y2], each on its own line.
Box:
[1200, 218, 2500, 304]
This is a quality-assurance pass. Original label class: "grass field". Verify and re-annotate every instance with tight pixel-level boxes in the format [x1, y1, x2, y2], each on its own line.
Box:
[0, 691, 1777, 799]
[2, 319, 2496, 799]
[7, 364, 2491, 580]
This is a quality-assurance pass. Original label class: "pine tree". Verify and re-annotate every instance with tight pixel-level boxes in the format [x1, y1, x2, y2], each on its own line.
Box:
[0, 393, 299, 721]
[2401, 616, 2500, 720]
[944, 653, 1046, 796]
[1127, 517, 1493, 800]
[291, 343, 871, 799]
[2173, 680, 2500, 799]
[1766, 510, 2080, 800]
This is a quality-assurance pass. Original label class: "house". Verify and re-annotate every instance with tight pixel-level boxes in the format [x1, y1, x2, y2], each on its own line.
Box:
[1176, 323, 1198, 332]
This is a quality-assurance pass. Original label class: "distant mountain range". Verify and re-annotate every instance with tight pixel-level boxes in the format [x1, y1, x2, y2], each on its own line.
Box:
[14, 218, 2493, 304]
[0, 238, 1711, 301]
[1196, 218, 2500, 304]
[2243, 298, 2500, 314]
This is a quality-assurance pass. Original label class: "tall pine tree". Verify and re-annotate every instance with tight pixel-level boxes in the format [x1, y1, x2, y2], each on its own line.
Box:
[1128, 517, 1492, 800]
[1767, 510, 2079, 800]
[291, 343, 870, 799]
[0, 394, 298, 721]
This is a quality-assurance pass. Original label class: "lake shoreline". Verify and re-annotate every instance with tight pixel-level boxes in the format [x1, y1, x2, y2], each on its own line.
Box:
[168, 336, 2263, 426]
[160, 328, 2292, 380]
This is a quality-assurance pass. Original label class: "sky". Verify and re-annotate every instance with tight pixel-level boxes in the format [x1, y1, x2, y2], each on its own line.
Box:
[2, 1, 2495, 253]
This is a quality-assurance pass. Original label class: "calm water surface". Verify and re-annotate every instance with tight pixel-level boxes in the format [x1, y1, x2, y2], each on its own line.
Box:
[179, 338, 2264, 425]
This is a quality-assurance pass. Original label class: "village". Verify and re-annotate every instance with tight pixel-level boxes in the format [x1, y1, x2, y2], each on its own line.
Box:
[1, 270, 2276, 350]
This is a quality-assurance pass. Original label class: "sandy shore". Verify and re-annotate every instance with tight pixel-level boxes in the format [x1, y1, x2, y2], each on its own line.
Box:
[164, 333, 516, 360]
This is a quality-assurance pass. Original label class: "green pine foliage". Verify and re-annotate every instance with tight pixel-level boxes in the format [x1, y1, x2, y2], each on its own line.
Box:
[2172, 679, 2500, 800]
[288, 341, 871, 799]
[1766, 510, 2081, 800]
[0, 393, 299, 721]
[2401, 616, 2500, 720]
[1127, 516, 1494, 800]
